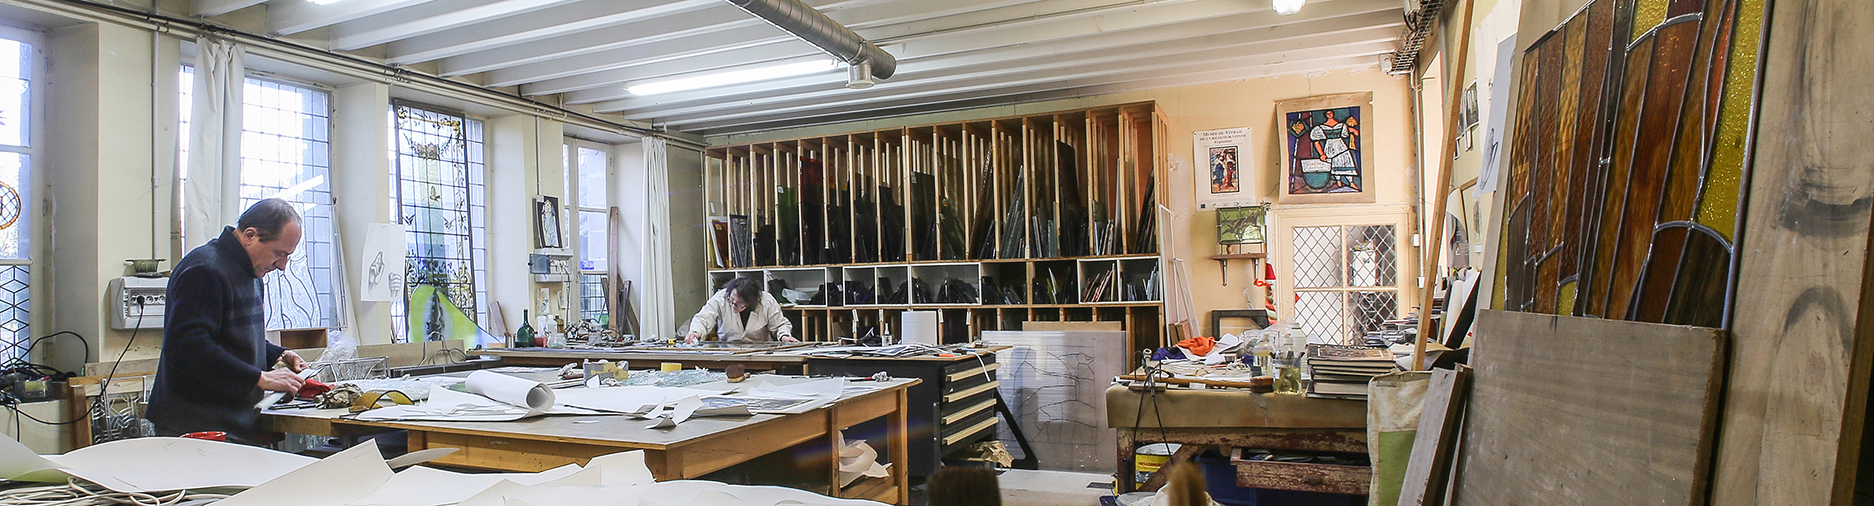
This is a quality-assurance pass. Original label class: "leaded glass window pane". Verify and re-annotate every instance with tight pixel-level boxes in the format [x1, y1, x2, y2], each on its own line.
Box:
[391, 102, 487, 342]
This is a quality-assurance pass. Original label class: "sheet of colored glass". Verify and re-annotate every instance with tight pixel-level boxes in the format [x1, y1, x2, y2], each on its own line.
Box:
[1607, 20, 1699, 320]
[1561, 0, 1617, 279]
[1632, 225, 1690, 322]
[1633, 0, 1672, 44]
[1587, 35, 1655, 318]
[1695, 0, 1765, 240]
[1662, 227, 1730, 328]
[1659, 6, 1728, 224]
[1526, 38, 1564, 258]
[1556, 279, 1579, 316]
[1548, 17, 1587, 255]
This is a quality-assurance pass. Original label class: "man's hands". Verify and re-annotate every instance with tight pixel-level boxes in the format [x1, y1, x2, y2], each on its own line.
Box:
[280, 350, 309, 373]
[781, 335, 799, 343]
[257, 369, 305, 394]
[686, 331, 702, 344]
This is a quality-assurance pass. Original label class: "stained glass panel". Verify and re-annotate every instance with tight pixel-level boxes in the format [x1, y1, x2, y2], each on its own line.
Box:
[0, 38, 27, 148]
[0, 153, 27, 261]
[580, 273, 607, 323]
[1587, 35, 1655, 317]
[1293, 291, 1344, 343]
[392, 102, 486, 342]
[1608, 20, 1699, 320]
[0, 265, 27, 362]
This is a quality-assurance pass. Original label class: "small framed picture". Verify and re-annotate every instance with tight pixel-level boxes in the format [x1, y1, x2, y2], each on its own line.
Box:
[535, 195, 563, 249]
[1216, 205, 1267, 245]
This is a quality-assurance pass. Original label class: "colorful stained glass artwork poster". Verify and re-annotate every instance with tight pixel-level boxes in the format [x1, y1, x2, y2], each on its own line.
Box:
[1210, 146, 1240, 194]
[1288, 107, 1362, 194]
[1277, 92, 1375, 204]
[1192, 127, 1249, 209]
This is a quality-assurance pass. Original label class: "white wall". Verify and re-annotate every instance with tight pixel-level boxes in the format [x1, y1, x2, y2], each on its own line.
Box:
[331, 82, 393, 344]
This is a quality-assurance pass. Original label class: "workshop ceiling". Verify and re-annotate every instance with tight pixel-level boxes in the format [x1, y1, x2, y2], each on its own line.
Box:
[199, 0, 1408, 136]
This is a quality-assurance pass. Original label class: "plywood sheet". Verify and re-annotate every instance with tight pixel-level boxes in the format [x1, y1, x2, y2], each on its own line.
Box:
[1452, 310, 1724, 506]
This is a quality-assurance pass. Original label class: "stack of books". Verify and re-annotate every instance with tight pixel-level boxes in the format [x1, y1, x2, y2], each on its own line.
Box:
[1305, 344, 1400, 400]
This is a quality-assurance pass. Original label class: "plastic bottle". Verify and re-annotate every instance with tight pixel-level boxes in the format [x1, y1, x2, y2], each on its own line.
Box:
[516, 310, 537, 348]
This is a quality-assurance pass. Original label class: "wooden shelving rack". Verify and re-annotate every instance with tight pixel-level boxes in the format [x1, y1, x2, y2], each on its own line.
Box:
[703, 102, 1170, 352]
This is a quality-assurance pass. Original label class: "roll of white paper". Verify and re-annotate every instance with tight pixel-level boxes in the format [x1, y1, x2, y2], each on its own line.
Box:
[465, 371, 556, 411]
[902, 311, 939, 346]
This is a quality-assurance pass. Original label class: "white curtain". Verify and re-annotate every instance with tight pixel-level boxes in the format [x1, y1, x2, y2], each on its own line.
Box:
[184, 36, 245, 249]
[640, 138, 676, 340]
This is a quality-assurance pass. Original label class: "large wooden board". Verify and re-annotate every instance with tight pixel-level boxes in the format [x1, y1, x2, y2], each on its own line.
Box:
[1707, 1, 1874, 504]
[1452, 310, 1724, 506]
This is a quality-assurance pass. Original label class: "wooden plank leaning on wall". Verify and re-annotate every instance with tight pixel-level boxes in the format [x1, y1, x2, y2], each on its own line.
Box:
[1708, 1, 1874, 504]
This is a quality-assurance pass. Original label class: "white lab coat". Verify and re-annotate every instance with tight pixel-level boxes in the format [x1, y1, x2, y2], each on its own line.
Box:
[686, 289, 795, 341]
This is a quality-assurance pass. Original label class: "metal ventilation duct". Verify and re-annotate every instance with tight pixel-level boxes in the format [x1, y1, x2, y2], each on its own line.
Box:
[1390, 0, 1444, 75]
[723, 0, 897, 81]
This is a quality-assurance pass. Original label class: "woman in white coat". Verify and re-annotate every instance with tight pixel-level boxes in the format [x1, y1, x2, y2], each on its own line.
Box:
[685, 276, 798, 343]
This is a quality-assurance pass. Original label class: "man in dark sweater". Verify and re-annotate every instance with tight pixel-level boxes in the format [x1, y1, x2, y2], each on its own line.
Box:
[147, 198, 311, 445]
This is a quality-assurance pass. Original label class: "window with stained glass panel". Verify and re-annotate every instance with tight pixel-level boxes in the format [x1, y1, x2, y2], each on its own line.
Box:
[390, 102, 488, 342]
[0, 33, 30, 362]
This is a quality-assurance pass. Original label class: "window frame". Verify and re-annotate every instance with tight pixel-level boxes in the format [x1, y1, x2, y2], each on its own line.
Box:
[0, 23, 41, 363]
[565, 137, 611, 324]
[1288, 223, 1403, 344]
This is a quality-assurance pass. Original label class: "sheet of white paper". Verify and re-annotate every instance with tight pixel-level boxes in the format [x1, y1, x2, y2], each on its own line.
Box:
[346, 464, 582, 506]
[360, 223, 407, 302]
[355, 385, 540, 422]
[586, 450, 656, 488]
[468, 371, 557, 411]
[745, 377, 844, 414]
[216, 440, 393, 506]
[555, 386, 731, 414]
[0, 435, 65, 482]
[44, 437, 318, 493]
[454, 467, 625, 506]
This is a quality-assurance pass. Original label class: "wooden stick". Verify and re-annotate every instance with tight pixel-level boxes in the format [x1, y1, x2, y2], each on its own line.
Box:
[1416, 0, 1479, 371]
[1119, 374, 1260, 389]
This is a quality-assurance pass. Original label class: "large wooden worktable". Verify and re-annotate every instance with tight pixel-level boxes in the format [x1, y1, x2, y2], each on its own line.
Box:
[264, 378, 919, 504]
[1106, 384, 1369, 495]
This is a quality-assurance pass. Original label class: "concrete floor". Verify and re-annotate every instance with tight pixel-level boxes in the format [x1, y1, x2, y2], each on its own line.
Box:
[995, 469, 1114, 506]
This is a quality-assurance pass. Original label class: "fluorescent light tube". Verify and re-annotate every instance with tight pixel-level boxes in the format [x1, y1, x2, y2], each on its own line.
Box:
[627, 59, 840, 96]
[1274, 0, 1305, 15]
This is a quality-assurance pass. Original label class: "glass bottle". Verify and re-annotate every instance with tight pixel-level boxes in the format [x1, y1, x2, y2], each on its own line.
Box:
[516, 310, 537, 348]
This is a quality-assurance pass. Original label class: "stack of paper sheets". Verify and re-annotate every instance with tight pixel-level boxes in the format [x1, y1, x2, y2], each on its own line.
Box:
[3, 435, 889, 506]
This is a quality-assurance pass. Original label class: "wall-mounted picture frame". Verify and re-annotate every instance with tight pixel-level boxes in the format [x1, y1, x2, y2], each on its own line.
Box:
[535, 195, 563, 249]
[1277, 92, 1376, 205]
[1193, 127, 1250, 209]
[1216, 205, 1267, 245]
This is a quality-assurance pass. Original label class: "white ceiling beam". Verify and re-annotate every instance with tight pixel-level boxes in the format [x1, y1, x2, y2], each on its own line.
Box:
[384, 0, 722, 65]
[267, 0, 439, 35]
[517, 0, 1349, 95]
[193, 0, 266, 18]
[521, 42, 811, 96]
[575, 7, 1402, 108]
[439, 7, 765, 77]
[658, 39, 1397, 128]
[435, 0, 953, 79]
[683, 53, 1386, 133]
[479, 0, 1189, 90]
[694, 58, 1383, 135]
[607, 23, 1399, 120]
[480, 26, 801, 87]
[327, 0, 583, 51]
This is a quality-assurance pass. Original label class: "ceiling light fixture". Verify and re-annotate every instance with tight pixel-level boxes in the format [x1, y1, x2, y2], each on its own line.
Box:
[626, 59, 840, 96]
[1273, 0, 1306, 15]
[307, 0, 347, 5]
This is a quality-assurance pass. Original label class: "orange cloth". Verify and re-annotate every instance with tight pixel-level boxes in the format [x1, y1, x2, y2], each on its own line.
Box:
[1176, 336, 1217, 356]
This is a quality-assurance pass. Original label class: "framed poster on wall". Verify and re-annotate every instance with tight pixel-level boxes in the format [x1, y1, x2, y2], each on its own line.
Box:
[1277, 92, 1376, 204]
[1193, 127, 1250, 209]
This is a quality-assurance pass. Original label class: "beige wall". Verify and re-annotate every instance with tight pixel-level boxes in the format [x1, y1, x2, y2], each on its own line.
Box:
[710, 67, 1421, 338]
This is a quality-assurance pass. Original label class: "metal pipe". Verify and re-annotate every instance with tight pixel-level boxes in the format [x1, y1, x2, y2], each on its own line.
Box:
[723, 0, 897, 81]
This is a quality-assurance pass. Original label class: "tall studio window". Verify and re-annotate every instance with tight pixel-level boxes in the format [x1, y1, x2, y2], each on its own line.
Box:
[390, 101, 488, 343]
[567, 141, 608, 324]
[1291, 225, 1399, 344]
[0, 31, 35, 362]
[179, 67, 337, 331]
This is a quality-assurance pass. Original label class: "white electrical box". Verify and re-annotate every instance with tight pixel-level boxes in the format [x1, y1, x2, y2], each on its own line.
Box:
[109, 277, 168, 330]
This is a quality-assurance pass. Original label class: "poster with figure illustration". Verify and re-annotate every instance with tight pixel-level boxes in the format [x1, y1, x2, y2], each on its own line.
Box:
[1278, 92, 1376, 204]
[1193, 127, 1249, 209]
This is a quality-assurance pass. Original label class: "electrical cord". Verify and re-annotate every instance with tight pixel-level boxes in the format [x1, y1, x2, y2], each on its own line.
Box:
[0, 478, 228, 506]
